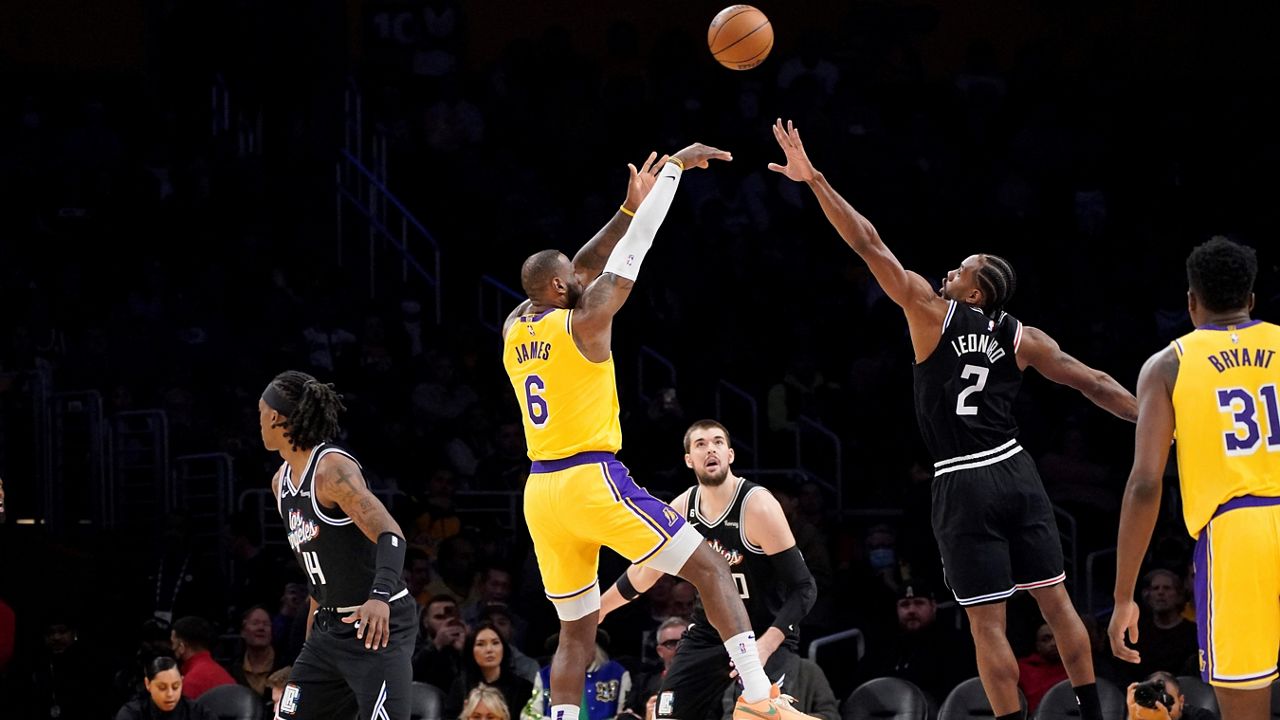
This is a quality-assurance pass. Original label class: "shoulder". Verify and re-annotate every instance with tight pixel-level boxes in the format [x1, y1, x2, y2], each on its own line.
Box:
[114, 699, 146, 720]
[670, 488, 693, 515]
[1140, 345, 1179, 387]
[314, 449, 364, 489]
[742, 483, 784, 518]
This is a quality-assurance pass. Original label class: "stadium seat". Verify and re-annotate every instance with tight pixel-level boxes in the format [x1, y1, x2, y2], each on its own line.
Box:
[1034, 678, 1123, 720]
[411, 681, 444, 720]
[198, 684, 264, 720]
[938, 677, 1026, 720]
[842, 677, 930, 720]
[1175, 676, 1219, 719]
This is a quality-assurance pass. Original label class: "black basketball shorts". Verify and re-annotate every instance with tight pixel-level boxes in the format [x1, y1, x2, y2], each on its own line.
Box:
[931, 449, 1065, 606]
[277, 593, 417, 720]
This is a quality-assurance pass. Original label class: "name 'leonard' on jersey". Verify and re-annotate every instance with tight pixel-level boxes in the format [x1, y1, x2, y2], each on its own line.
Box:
[913, 300, 1025, 462]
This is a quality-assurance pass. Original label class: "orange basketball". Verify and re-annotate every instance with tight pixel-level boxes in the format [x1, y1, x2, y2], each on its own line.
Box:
[707, 5, 773, 71]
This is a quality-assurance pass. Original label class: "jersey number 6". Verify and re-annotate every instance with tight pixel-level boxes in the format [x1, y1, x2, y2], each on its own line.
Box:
[525, 375, 549, 427]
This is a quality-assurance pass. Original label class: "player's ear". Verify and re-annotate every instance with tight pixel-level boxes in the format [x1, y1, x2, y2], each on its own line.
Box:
[1186, 290, 1197, 316]
[684, 454, 694, 469]
[726, 447, 735, 465]
[1248, 292, 1256, 312]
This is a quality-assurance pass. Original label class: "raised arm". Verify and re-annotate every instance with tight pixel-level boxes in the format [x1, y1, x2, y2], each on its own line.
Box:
[768, 119, 939, 313]
[314, 453, 407, 650]
[1108, 347, 1178, 664]
[571, 143, 731, 361]
[1016, 325, 1138, 422]
[571, 152, 668, 285]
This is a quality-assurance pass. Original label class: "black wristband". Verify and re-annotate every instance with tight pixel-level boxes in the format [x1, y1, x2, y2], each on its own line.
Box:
[370, 532, 407, 603]
[615, 570, 642, 602]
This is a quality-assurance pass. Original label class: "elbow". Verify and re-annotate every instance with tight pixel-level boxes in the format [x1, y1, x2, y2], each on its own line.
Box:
[1125, 473, 1162, 503]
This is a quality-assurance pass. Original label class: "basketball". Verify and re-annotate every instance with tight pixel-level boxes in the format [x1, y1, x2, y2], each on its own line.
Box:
[708, 5, 773, 71]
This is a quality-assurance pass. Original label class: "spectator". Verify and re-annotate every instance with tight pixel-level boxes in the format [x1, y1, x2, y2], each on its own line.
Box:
[465, 684, 513, 720]
[529, 629, 629, 720]
[408, 469, 464, 557]
[621, 616, 688, 720]
[272, 580, 309, 664]
[229, 606, 287, 701]
[0, 592, 13, 674]
[404, 547, 435, 607]
[413, 595, 468, 690]
[114, 657, 218, 720]
[1124, 671, 1217, 720]
[463, 567, 527, 643]
[110, 618, 178, 710]
[265, 665, 293, 718]
[171, 616, 235, 699]
[667, 580, 696, 620]
[1129, 570, 1198, 681]
[13, 611, 111, 719]
[423, 535, 479, 603]
[1017, 623, 1068, 712]
[444, 621, 533, 720]
[855, 581, 974, 705]
[479, 604, 538, 683]
[719, 652, 840, 720]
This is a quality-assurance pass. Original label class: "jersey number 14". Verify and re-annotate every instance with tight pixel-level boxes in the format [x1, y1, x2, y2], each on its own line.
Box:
[302, 550, 327, 586]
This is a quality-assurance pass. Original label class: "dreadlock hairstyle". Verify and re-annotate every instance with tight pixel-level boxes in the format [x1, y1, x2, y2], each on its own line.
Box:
[973, 254, 1018, 321]
[264, 370, 346, 451]
[1186, 236, 1257, 313]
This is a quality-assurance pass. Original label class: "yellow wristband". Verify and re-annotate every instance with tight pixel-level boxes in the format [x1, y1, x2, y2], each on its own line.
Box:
[667, 156, 685, 170]
[619, 205, 636, 217]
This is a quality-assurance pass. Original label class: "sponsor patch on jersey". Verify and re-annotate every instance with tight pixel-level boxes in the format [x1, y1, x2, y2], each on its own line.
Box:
[658, 691, 674, 717]
[281, 684, 301, 715]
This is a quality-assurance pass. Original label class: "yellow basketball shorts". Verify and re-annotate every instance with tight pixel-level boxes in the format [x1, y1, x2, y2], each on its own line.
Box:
[524, 451, 702, 620]
[1194, 495, 1280, 688]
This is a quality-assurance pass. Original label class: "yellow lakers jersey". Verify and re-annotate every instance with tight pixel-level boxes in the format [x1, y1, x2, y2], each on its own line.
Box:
[1172, 320, 1280, 537]
[502, 307, 622, 460]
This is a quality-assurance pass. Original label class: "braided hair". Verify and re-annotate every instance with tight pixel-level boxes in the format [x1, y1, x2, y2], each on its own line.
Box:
[268, 370, 346, 451]
[973, 254, 1018, 320]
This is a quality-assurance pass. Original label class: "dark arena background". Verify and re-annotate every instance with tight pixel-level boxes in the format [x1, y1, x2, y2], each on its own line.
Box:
[1, 0, 1278, 718]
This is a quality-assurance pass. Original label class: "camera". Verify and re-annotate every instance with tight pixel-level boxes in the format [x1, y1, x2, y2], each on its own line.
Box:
[1133, 679, 1175, 710]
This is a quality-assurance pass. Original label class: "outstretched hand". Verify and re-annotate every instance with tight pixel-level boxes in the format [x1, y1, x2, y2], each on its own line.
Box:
[624, 151, 670, 213]
[768, 118, 818, 182]
[672, 143, 733, 170]
[342, 598, 392, 650]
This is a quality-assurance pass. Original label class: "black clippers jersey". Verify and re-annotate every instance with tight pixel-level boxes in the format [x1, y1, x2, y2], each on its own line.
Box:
[913, 301, 1025, 461]
[686, 479, 797, 645]
[277, 443, 401, 607]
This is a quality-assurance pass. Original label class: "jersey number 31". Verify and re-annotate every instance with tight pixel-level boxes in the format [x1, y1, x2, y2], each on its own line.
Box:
[1217, 385, 1280, 455]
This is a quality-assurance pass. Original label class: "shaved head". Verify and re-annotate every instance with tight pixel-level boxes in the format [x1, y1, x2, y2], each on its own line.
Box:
[521, 250, 581, 306]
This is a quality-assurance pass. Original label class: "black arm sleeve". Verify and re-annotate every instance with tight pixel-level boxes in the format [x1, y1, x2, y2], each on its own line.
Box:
[370, 531, 406, 602]
[768, 546, 817, 633]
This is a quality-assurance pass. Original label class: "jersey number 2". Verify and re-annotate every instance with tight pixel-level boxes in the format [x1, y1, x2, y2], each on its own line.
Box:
[524, 375, 549, 427]
[956, 365, 990, 416]
[1217, 385, 1280, 455]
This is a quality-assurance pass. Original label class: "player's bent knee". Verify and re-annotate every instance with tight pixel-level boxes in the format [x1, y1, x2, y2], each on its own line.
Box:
[645, 524, 705, 577]
[550, 585, 602, 622]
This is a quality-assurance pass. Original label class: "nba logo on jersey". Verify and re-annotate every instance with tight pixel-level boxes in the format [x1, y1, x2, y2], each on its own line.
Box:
[281, 684, 301, 715]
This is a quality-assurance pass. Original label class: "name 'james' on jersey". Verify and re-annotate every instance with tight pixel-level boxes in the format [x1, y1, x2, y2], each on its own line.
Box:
[1171, 320, 1280, 537]
[913, 300, 1025, 461]
[502, 307, 622, 461]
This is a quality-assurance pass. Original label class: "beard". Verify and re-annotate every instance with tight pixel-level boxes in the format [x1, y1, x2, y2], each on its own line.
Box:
[695, 464, 730, 487]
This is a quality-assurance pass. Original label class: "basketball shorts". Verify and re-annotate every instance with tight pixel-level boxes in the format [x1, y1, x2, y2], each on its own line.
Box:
[524, 451, 703, 620]
[656, 622, 795, 720]
[930, 445, 1065, 606]
[277, 592, 416, 720]
[1194, 495, 1280, 689]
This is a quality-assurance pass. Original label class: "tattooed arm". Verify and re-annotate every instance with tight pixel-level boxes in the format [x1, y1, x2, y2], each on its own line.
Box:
[314, 453, 405, 649]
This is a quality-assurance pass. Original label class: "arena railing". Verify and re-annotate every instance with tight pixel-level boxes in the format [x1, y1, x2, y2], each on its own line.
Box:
[1084, 547, 1117, 617]
[794, 415, 843, 513]
[637, 345, 677, 405]
[478, 274, 524, 334]
[48, 390, 107, 530]
[211, 74, 261, 157]
[336, 149, 442, 323]
[715, 380, 761, 470]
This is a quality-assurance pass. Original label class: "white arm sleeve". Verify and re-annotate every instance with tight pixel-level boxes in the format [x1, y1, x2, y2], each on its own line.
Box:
[603, 161, 683, 280]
